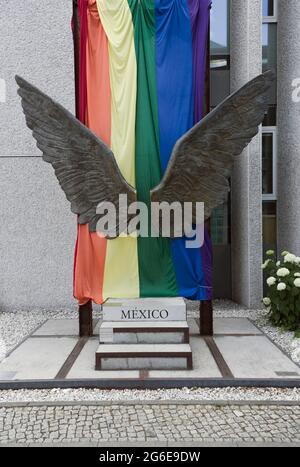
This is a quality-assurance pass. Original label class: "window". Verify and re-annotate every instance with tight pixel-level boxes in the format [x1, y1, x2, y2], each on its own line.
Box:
[262, 23, 277, 74]
[263, 105, 277, 126]
[262, 0, 277, 22]
[210, 0, 231, 246]
[262, 128, 277, 200]
[210, 0, 230, 70]
[210, 0, 230, 60]
[263, 200, 277, 294]
[262, 3, 277, 260]
[263, 201, 277, 254]
[211, 204, 229, 245]
[210, 0, 230, 107]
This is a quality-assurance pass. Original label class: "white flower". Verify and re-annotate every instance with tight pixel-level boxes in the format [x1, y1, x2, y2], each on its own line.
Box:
[294, 273, 300, 278]
[277, 268, 290, 278]
[266, 250, 275, 256]
[263, 297, 271, 306]
[267, 277, 276, 286]
[277, 283, 287, 291]
[295, 257, 300, 265]
[261, 260, 271, 269]
[276, 261, 281, 267]
[294, 278, 300, 288]
[281, 251, 290, 257]
[284, 253, 297, 264]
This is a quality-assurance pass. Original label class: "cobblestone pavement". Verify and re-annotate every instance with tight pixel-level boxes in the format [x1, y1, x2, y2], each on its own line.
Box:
[0, 403, 299, 446]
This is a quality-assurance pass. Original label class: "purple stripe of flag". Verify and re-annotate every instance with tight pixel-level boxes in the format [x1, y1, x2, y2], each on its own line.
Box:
[188, 0, 213, 299]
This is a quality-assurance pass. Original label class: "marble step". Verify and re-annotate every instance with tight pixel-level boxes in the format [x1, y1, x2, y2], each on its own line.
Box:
[95, 343, 193, 371]
[99, 321, 190, 344]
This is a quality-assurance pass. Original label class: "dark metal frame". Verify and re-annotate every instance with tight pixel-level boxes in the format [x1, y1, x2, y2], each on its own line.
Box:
[95, 352, 193, 371]
[0, 378, 299, 390]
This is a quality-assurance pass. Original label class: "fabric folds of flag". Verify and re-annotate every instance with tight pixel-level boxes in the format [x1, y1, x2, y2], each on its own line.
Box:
[73, 0, 212, 305]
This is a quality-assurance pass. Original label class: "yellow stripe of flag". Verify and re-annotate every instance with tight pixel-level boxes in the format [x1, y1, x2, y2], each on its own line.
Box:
[97, 0, 139, 300]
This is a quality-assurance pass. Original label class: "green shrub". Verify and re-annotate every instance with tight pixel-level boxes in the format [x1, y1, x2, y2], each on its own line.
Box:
[262, 250, 300, 337]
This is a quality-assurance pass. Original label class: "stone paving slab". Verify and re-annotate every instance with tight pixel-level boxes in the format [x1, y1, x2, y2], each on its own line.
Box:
[32, 319, 99, 336]
[0, 404, 299, 445]
[32, 319, 79, 336]
[213, 318, 262, 335]
[0, 337, 77, 380]
[215, 336, 300, 379]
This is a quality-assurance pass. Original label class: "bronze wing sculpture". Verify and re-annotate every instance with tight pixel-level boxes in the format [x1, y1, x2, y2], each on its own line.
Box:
[15, 75, 137, 237]
[16, 70, 275, 237]
[151, 70, 275, 222]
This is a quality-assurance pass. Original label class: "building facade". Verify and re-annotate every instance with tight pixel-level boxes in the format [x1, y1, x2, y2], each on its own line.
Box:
[0, 0, 299, 310]
[211, 0, 300, 307]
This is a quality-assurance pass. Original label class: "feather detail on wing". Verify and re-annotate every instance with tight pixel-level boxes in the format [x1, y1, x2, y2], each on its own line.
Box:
[150, 71, 275, 235]
[15, 75, 136, 238]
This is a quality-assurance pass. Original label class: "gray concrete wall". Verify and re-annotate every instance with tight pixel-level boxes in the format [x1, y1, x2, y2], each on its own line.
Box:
[230, 0, 263, 308]
[277, 0, 300, 257]
[0, 1, 77, 310]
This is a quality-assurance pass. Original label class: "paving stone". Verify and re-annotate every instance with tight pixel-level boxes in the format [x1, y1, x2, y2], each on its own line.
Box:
[0, 404, 299, 445]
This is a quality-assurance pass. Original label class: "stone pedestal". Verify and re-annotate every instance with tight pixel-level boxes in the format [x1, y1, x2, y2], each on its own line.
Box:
[96, 298, 192, 371]
[230, 0, 263, 307]
[102, 297, 186, 322]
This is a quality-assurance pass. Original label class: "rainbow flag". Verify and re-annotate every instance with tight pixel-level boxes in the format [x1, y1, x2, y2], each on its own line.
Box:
[73, 0, 212, 305]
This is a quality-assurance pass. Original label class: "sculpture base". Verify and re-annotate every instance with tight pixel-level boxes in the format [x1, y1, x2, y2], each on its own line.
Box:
[96, 298, 192, 371]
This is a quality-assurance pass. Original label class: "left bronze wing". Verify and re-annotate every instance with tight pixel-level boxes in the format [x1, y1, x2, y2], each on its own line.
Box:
[150, 71, 275, 227]
[16, 75, 137, 238]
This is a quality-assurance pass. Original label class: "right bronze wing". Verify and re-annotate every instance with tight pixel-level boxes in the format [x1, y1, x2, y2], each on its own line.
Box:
[16, 75, 137, 237]
[151, 71, 275, 231]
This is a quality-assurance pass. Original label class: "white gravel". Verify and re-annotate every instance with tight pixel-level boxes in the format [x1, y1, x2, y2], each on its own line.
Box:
[0, 387, 299, 404]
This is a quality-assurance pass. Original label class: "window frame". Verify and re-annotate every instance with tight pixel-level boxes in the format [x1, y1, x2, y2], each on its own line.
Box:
[262, 126, 277, 201]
